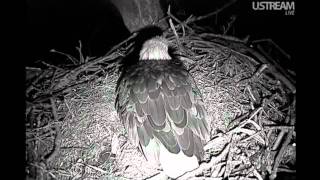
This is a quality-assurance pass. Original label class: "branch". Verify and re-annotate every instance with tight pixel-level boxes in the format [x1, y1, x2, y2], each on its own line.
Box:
[187, 0, 238, 24]
[269, 98, 296, 180]
[245, 47, 296, 93]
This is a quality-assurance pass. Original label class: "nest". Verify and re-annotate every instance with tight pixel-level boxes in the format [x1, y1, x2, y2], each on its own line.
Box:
[26, 13, 296, 180]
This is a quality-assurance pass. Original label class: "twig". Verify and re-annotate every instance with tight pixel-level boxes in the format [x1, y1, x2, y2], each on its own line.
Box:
[167, 5, 193, 33]
[26, 133, 48, 143]
[26, 66, 42, 71]
[271, 117, 290, 151]
[53, 49, 120, 91]
[227, 112, 249, 129]
[26, 70, 48, 93]
[240, 125, 294, 143]
[269, 129, 294, 180]
[169, 18, 181, 47]
[251, 39, 291, 60]
[210, 162, 227, 177]
[248, 107, 263, 122]
[77, 162, 109, 174]
[204, 133, 224, 151]
[33, 74, 98, 103]
[144, 172, 165, 180]
[254, 45, 296, 93]
[103, 32, 137, 57]
[264, 126, 294, 131]
[277, 167, 296, 173]
[29, 162, 57, 179]
[187, 0, 238, 24]
[49, 69, 58, 90]
[238, 64, 268, 89]
[178, 56, 195, 64]
[26, 66, 43, 81]
[194, 36, 259, 67]
[50, 97, 59, 122]
[50, 49, 78, 65]
[224, 135, 236, 179]
[254, 64, 268, 78]
[223, 15, 237, 35]
[26, 121, 62, 133]
[271, 99, 293, 150]
[245, 85, 257, 103]
[269, 100, 295, 180]
[40, 34, 133, 95]
[76, 40, 85, 64]
[252, 168, 264, 180]
[44, 124, 61, 164]
[157, 15, 169, 25]
[199, 33, 248, 44]
[238, 128, 263, 144]
[223, 108, 264, 140]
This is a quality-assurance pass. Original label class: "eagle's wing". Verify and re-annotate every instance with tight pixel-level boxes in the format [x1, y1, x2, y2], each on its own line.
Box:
[115, 60, 209, 161]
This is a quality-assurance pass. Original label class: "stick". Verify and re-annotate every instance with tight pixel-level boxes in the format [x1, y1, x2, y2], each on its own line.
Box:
[187, 0, 238, 24]
[76, 40, 85, 64]
[50, 49, 78, 65]
[251, 39, 291, 60]
[44, 124, 61, 164]
[254, 64, 268, 78]
[255, 45, 296, 93]
[227, 112, 249, 129]
[167, 5, 193, 33]
[269, 100, 295, 180]
[271, 113, 290, 151]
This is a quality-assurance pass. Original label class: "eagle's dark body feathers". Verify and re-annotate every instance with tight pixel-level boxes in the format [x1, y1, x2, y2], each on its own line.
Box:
[116, 59, 209, 158]
[115, 31, 209, 178]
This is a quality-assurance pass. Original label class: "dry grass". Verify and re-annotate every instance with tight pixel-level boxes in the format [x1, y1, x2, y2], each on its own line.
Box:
[26, 14, 295, 180]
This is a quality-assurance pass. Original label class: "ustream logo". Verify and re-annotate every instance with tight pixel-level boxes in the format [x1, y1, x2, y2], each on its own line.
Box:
[252, 1, 295, 15]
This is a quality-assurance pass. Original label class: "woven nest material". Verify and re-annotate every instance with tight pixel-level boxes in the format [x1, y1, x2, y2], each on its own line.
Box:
[26, 23, 296, 180]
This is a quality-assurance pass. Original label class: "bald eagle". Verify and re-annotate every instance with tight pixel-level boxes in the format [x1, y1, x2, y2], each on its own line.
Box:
[115, 30, 209, 178]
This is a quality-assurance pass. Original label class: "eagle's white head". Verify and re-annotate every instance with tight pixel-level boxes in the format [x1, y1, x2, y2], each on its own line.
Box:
[139, 36, 172, 60]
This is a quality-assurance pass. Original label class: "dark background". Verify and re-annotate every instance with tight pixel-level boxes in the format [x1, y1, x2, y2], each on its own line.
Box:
[26, 0, 296, 66]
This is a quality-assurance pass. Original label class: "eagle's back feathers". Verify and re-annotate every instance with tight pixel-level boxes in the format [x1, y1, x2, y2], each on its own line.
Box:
[115, 60, 209, 163]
